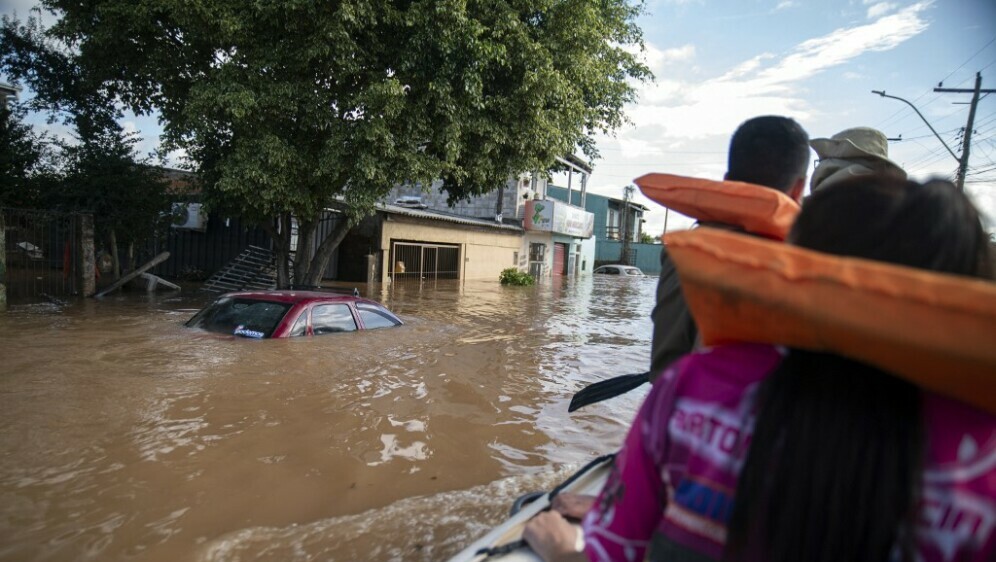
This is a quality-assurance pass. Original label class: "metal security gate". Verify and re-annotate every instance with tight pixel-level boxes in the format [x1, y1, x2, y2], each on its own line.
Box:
[553, 243, 567, 276]
[2, 208, 82, 303]
[390, 242, 460, 281]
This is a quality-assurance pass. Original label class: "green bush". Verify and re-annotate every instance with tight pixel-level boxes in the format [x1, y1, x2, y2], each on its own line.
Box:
[499, 268, 535, 286]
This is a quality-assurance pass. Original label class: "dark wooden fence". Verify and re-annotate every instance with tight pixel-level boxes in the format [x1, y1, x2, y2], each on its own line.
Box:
[148, 213, 271, 281]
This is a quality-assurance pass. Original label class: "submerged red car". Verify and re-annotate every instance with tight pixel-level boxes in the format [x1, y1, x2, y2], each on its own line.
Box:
[185, 290, 403, 338]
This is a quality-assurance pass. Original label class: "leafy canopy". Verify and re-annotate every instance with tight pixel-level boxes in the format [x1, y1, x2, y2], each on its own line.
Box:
[0, 103, 56, 208]
[1, 14, 174, 250]
[30, 0, 650, 285]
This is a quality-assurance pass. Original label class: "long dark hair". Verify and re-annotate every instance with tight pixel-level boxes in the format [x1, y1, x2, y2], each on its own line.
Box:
[724, 177, 991, 562]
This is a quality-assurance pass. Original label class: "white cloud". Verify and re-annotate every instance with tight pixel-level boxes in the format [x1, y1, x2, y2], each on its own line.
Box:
[587, 1, 933, 232]
[842, 71, 863, 80]
[657, 44, 696, 65]
[628, 43, 695, 76]
[866, 2, 899, 20]
[775, 1, 797, 11]
[621, 2, 929, 140]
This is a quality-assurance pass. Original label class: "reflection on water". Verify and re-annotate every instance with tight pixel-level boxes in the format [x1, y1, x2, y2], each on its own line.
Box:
[0, 275, 654, 561]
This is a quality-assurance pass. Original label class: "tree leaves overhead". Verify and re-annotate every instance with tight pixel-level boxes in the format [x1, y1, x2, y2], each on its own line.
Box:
[0, 103, 57, 208]
[1, 14, 177, 250]
[29, 0, 650, 285]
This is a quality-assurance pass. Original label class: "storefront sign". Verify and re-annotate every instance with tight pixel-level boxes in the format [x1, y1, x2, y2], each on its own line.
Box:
[525, 200, 593, 238]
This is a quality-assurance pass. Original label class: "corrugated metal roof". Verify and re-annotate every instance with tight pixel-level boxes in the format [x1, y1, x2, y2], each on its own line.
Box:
[378, 203, 524, 232]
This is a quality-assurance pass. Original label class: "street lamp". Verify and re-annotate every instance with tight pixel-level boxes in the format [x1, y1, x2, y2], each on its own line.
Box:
[871, 90, 962, 185]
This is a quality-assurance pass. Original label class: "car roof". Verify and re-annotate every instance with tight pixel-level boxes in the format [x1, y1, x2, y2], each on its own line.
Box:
[217, 290, 380, 307]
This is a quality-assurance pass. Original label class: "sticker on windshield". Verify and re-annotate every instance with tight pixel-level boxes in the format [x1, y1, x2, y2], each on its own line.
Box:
[233, 325, 265, 339]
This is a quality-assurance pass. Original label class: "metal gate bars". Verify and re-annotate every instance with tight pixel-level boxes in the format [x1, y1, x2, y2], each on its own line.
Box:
[390, 242, 460, 282]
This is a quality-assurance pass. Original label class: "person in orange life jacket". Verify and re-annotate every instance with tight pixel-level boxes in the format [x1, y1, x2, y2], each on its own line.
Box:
[809, 126, 906, 192]
[524, 116, 811, 556]
[649, 115, 811, 380]
[523, 177, 995, 562]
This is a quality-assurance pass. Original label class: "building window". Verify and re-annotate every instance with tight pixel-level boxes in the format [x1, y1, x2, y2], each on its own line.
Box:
[513, 251, 518, 265]
[529, 243, 546, 262]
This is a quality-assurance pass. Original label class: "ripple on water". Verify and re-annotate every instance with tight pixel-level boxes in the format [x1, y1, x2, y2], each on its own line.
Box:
[195, 464, 585, 562]
[1, 278, 653, 561]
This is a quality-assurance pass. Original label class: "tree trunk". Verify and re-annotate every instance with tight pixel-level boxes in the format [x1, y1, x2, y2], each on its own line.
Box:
[109, 229, 121, 280]
[303, 217, 353, 287]
[267, 214, 292, 289]
[294, 218, 316, 287]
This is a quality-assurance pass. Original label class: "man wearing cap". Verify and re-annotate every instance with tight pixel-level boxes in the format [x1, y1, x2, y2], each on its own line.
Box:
[810, 127, 906, 191]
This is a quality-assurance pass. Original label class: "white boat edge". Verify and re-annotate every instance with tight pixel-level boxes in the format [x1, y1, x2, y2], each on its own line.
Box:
[446, 456, 614, 562]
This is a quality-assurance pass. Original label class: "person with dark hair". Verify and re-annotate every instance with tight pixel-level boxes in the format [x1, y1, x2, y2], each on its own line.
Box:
[523, 177, 995, 562]
[649, 115, 810, 379]
[723, 178, 992, 562]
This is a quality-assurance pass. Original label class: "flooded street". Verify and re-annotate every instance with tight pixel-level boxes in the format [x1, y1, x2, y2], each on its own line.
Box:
[0, 276, 654, 562]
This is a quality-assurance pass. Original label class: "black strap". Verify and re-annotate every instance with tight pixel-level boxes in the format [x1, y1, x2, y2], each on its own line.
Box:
[474, 539, 526, 558]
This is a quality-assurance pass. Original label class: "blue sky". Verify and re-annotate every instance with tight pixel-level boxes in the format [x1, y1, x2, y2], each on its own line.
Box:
[4, 0, 995, 235]
[590, 0, 996, 234]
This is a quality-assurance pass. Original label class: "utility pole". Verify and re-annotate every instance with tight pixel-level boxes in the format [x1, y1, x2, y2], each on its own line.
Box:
[620, 185, 634, 265]
[873, 71, 994, 190]
[935, 72, 994, 190]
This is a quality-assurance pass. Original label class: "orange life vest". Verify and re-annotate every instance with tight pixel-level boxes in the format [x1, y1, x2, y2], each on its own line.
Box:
[665, 228, 996, 414]
[635, 173, 800, 240]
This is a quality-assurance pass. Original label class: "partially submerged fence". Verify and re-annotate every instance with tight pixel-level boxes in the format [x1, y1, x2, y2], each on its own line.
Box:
[1, 208, 94, 305]
[147, 213, 271, 282]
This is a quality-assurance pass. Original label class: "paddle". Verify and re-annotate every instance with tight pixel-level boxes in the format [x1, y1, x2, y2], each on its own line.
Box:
[568, 372, 650, 412]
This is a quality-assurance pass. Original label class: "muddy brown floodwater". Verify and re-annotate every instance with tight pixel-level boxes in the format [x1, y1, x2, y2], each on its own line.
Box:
[0, 276, 655, 562]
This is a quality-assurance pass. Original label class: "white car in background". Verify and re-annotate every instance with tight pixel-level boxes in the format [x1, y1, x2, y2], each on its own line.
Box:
[593, 264, 645, 276]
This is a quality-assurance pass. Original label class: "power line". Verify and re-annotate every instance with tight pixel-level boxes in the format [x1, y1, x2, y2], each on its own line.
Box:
[966, 166, 996, 176]
[937, 37, 995, 85]
[876, 38, 995, 131]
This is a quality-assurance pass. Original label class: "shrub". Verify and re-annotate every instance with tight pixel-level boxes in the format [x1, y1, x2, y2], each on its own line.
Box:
[499, 268, 535, 286]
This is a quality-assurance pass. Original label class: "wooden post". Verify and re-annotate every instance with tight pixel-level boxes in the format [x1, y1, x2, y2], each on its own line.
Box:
[139, 272, 180, 292]
[367, 254, 377, 284]
[78, 214, 96, 297]
[93, 251, 170, 298]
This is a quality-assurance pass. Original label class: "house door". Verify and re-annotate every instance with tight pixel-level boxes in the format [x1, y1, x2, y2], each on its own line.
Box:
[553, 243, 567, 276]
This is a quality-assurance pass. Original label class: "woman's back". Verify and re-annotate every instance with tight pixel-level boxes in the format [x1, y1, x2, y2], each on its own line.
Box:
[587, 343, 996, 562]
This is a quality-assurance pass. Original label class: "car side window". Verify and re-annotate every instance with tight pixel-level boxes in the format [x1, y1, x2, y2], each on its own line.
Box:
[606, 267, 619, 275]
[288, 310, 309, 337]
[312, 304, 357, 334]
[357, 305, 401, 330]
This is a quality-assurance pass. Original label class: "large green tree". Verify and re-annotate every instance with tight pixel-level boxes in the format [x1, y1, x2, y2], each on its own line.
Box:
[34, 0, 650, 287]
[1, 14, 174, 277]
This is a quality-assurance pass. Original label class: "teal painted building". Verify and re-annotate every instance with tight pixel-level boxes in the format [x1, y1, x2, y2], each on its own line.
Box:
[547, 185, 663, 273]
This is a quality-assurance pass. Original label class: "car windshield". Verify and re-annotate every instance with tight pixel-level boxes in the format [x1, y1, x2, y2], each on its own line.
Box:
[185, 297, 292, 338]
[623, 267, 643, 276]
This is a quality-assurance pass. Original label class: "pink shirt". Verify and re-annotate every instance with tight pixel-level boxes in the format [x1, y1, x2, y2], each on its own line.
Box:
[582, 343, 996, 562]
